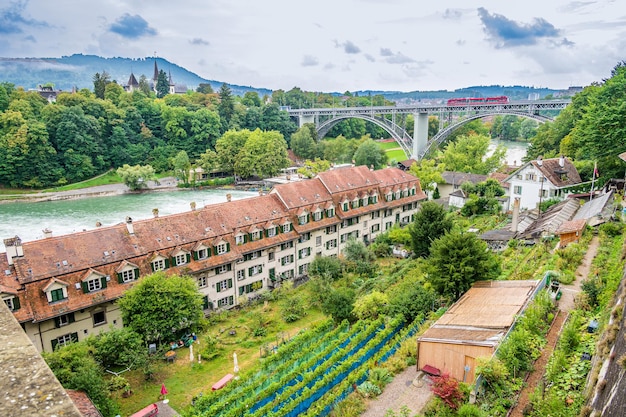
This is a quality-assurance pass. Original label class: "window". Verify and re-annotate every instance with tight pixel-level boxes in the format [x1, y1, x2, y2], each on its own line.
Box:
[395, 190, 401, 200]
[281, 241, 294, 250]
[326, 239, 337, 250]
[216, 278, 233, 293]
[267, 227, 277, 237]
[50, 288, 66, 302]
[526, 173, 536, 181]
[316, 236, 322, 247]
[52, 332, 78, 350]
[361, 197, 368, 207]
[239, 280, 263, 295]
[298, 214, 308, 225]
[237, 270, 245, 281]
[313, 211, 323, 221]
[197, 276, 207, 288]
[370, 195, 378, 204]
[3, 296, 20, 311]
[196, 247, 210, 259]
[216, 264, 232, 274]
[342, 202, 349, 211]
[299, 247, 311, 259]
[217, 296, 234, 307]
[215, 242, 229, 255]
[371, 224, 380, 233]
[175, 253, 188, 266]
[235, 235, 246, 245]
[371, 211, 380, 219]
[55, 313, 75, 328]
[248, 265, 263, 276]
[514, 185, 522, 195]
[326, 225, 337, 234]
[282, 223, 291, 233]
[83, 276, 105, 293]
[384, 209, 393, 217]
[244, 251, 261, 261]
[326, 207, 335, 217]
[152, 258, 167, 271]
[280, 270, 294, 280]
[268, 251, 275, 261]
[351, 199, 359, 209]
[281, 255, 294, 265]
[540, 189, 548, 198]
[386, 192, 393, 201]
[118, 269, 137, 283]
[93, 311, 106, 327]
[251, 230, 262, 241]
[298, 263, 310, 275]
[385, 221, 393, 230]
[299, 232, 311, 242]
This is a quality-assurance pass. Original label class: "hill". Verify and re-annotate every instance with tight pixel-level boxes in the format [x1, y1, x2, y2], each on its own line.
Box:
[0, 54, 273, 96]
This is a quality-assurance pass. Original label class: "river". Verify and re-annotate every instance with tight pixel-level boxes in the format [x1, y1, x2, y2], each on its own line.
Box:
[489, 139, 529, 167]
[0, 189, 257, 244]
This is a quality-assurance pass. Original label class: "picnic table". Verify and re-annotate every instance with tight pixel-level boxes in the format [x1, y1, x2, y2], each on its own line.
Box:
[212, 374, 234, 390]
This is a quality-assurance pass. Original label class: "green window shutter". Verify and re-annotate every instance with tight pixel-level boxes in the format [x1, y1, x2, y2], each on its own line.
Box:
[151, 262, 156, 272]
[101, 276, 107, 289]
[81, 281, 89, 293]
[202, 296, 209, 310]
[227, 264, 232, 272]
[193, 251, 198, 260]
[228, 279, 233, 289]
[117, 273, 123, 283]
[69, 313, 75, 323]
[264, 229, 269, 238]
[51, 339, 59, 351]
[54, 317, 61, 328]
[164, 258, 170, 268]
[228, 296, 233, 305]
[239, 287, 244, 296]
[244, 234, 248, 243]
[248, 267, 253, 275]
[213, 246, 218, 255]
[70, 332, 78, 343]
[134, 268, 140, 279]
[259, 265, 263, 274]
[13, 297, 20, 311]
[226, 243, 230, 252]
[216, 283, 221, 293]
[186, 253, 191, 263]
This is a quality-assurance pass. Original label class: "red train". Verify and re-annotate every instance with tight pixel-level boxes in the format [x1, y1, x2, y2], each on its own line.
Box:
[446, 96, 509, 106]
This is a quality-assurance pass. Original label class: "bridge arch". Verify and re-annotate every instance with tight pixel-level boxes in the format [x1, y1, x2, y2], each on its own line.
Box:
[316, 114, 413, 157]
[417, 111, 551, 159]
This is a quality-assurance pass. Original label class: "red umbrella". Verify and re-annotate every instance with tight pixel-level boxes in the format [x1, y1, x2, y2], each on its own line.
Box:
[161, 383, 168, 396]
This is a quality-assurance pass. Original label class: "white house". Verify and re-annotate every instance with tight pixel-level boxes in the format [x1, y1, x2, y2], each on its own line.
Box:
[505, 156, 583, 211]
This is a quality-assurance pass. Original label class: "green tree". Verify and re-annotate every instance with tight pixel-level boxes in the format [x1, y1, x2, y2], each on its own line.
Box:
[408, 158, 444, 194]
[408, 201, 453, 258]
[90, 326, 145, 370]
[156, 70, 170, 98]
[241, 91, 262, 107]
[43, 342, 119, 416]
[116, 164, 156, 190]
[290, 123, 318, 160]
[353, 291, 388, 320]
[196, 83, 214, 94]
[341, 238, 376, 276]
[215, 129, 251, 173]
[235, 129, 289, 178]
[172, 150, 191, 185]
[138, 74, 152, 95]
[0, 84, 9, 112]
[297, 158, 331, 179]
[353, 138, 387, 169]
[308, 255, 343, 281]
[117, 272, 204, 344]
[320, 287, 356, 322]
[387, 277, 437, 322]
[426, 231, 500, 300]
[196, 149, 219, 175]
[217, 83, 235, 132]
[439, 134, 505, 174]
[92, 71, 110, 99]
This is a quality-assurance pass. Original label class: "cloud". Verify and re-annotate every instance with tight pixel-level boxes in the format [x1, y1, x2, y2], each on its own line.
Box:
[189, 37, 209, 46]
[0, 0, 49, 35]
[301, 55, 319, 67]
[342, 40, 361, 54]
[442, 8, 463, 19]
[478, 7, 560, 48]
[364, 54, 376, 62]
[109, 14, 157, 39]
[379, 48, 415, 64]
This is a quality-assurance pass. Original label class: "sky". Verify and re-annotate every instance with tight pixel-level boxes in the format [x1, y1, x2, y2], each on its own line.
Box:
[1, 0, 625, 93]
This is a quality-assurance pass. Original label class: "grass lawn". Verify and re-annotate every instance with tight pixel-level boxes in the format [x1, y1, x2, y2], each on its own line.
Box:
[116, 299, 327, 416]
[377, 140, 402, 150]
[386, 149, 408, 162]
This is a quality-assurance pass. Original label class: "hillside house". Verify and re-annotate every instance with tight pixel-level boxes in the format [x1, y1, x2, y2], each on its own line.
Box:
[1, 166, 426, 353]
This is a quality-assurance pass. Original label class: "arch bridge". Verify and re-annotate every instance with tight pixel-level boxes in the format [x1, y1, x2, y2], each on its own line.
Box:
[287, 100, 570, 159]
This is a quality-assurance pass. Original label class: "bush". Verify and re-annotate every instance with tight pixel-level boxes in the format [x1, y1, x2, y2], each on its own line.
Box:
[357, 381, 382, 398]
[457, 403, 486, 417]
[368, 367, 393, 389]
[280, 294, 307, 323]
[599, 221, 623, 237]
[430, 373, 463, 410]
[332, 393, 366, 417]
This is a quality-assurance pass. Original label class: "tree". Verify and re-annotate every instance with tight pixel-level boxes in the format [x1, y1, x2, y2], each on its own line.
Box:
[408, 201, 453, 258]
[387, 277, 437, 322]
[353, 291, 389, 320]
[156, 70, 170, 98]
[196, 149, 219, 175]
[117, 272, 204, 343]
[426, 231, 500, 300]
[215, 129, 251, 173]
[290, 123, 318, 160]
[353, 138, 387, 169]
[241, 91, 261, 107]
[234, 129, 289, 178]
[341, 238, 376, 276]
[439, 134, 505, 174]
[217, 83, 235, 132]
[116, 164, 156, 190]
[320, 287, 356, 323]
[43, 342, 119, 416]
[196, 83, 214, 94]
[297, 158, 331, 179]
[408, 158, 444, 194]
[90, 326, 145, 370]
[172, 150, 191, 185]
[92, 71, 110, 99]
[308, 255, 343, 281]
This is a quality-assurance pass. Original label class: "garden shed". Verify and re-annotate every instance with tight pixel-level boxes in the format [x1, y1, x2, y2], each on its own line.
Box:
[555, 218, 587, 248]
[417, 280, 539, 383]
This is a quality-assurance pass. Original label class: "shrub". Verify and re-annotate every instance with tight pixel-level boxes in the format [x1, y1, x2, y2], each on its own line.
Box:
[599, 221, 623, 237]
[332, 393, 366, 417]
[368, 367, 393, 389]
[457, 403, 486, 417]
[357, 381, 382, 398]
[430, 373, 463, 410]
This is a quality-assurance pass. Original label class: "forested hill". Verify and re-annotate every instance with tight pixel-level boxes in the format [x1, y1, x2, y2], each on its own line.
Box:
[0, 54, 272, 96]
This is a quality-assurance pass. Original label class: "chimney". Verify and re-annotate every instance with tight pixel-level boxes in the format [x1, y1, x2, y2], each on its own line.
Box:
[537, 156, 543, 166]
[511, 198, 520, 233]
[152, 208, 159, 218]
[559, 155, 565, 168]
[43, 228, 53, 238]
[126, 216, 134, 235]
[190, 201, 197, 211]
[226, 193, 232, 202]
[4, 236, 23, 266]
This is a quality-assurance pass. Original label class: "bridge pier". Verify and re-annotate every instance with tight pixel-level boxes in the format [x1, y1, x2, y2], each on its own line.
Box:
[299, 114, 315, 128]
[413, 112, 428, 159]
